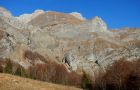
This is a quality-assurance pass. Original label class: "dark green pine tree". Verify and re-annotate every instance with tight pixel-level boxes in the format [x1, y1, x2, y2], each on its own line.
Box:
[15, 65, 28, 77]
[4, 60, 13, 74]
[81, 71, 92, 89]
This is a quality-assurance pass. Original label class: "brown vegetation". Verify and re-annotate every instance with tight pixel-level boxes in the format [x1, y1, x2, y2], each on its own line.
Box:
[24, 50, 47, 64]
[0, 58, 83, 88]
[92, 58, 140, 90]
[0, 64, 3, 72]
[28, 61, 82, 87]
[0, 58, 28, 77]
[1, 56, 139, 90]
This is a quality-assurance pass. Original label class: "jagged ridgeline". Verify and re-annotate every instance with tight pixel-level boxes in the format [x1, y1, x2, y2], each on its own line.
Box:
[0, 6, 140, 78]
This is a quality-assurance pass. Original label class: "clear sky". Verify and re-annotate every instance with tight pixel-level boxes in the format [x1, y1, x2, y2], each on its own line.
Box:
[0, 0, 140, 29]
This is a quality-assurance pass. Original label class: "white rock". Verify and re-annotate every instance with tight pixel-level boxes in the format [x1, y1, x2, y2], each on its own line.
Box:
[0, 7, 12, 18]
[69, 12, 86, 20]
[16, 9, 45, 23]
[91, 16, 108, 32]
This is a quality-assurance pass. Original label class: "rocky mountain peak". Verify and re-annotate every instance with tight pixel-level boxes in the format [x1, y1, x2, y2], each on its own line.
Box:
[28, 11, 83, 28]
[91, 16, 107, 32]
[34, 9, 45, 14]
[69, 12, 86, 20]
[0, 7, 12, 18]
[16, 9, 45, 24]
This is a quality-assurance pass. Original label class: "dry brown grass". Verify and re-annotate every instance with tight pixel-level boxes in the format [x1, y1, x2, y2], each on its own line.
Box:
[0, 73, 82, 90]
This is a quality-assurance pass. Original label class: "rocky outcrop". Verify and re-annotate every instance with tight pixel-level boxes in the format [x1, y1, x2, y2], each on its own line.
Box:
[69, 12, 86, 20]
[62, 52, 77, 70]
[91, 16, 108, 32]
[0, 7, 12, 18]
[16, 9, 45, 24]
[0, 29, 15, 57]
[28, 11, 84, 29]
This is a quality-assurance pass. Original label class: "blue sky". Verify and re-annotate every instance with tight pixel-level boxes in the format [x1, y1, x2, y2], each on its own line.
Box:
[0, 0, 140, 29]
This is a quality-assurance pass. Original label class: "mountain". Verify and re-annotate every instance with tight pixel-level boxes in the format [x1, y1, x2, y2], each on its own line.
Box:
[0, 7, 140, 77]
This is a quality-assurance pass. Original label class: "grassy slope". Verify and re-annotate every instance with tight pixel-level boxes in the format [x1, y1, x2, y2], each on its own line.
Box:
[0, 73, 82, 90]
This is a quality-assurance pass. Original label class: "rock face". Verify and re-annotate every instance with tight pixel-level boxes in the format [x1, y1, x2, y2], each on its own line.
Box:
[28, 11, 84, 29]
[69, 12, 86, 20]
[0, 7, 140, 77]
[0, 7, 12, 18]
[91, 16, 108, 32]
[16, 10, 45, 24]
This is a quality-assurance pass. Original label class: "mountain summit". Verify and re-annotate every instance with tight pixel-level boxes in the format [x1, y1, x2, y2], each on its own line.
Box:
[0, 7, 12, 18]
[16, 9, 45, 24]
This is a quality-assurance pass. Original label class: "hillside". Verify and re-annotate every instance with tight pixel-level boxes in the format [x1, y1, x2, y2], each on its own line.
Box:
[0, 73, 82, 90]
[0, 6, 140, 76]
[0, 7, 140, 89]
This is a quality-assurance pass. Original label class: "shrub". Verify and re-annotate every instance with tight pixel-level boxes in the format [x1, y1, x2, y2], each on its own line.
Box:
[2, 59, 28, 78]
[24, 50, 47, 64]
[81, 71, 92, 89]
[0, 64, 3, 72]
[52, 64, 69, 84]
[126, 60, 140, 90]
[28, 61, 58, 81]
[92, 70, 106, 90]
[28, 61, 82, 87]
[0, 60, 5, 72]
[104, 59, 134, 89]
[4, 60, 13, 74]
[68, 71, 82, 87]
[92, 58, 140, 90]
[14, 65, 28, 77]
